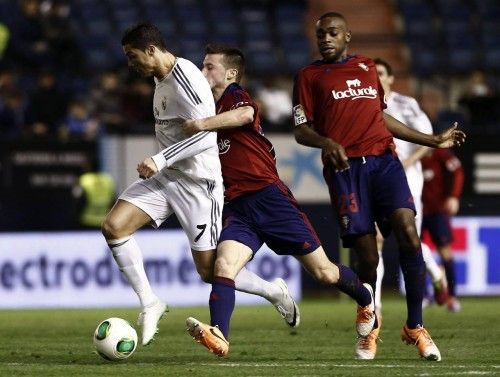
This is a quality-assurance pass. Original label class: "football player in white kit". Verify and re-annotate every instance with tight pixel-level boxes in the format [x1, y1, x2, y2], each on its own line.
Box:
[102, 23, 298, 346]
[374, 58, 448, 320]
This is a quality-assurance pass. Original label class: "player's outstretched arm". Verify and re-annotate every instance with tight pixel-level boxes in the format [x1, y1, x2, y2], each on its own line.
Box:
[182, 106, 254, 136]
[384, 113, 466, 148]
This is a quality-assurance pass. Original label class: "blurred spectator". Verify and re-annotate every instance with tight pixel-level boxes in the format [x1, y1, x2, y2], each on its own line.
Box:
[256, 75, 293, 132]
[0, 67, 19, 96]
[89, 71, 126, 134]
[40, 0, 84, 74]
[25, 69, 67, 137]
[419, 85, 445, 124]
[4, 0, 52, 73]
[59, 99, 101, 140]
[120, 76, 154, 133]
[458, 70, 500, 129]
[0, 89, 26, 139]
[434, 108, 468, 134]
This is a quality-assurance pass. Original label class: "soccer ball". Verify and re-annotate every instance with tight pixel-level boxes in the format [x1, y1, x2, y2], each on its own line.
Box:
[93, 317, 138, 361]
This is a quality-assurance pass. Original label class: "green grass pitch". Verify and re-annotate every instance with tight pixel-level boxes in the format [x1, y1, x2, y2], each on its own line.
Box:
[1, 296, 499, 377]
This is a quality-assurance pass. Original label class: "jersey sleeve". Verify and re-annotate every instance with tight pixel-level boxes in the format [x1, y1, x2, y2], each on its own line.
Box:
[292, 71, 314, 127]
[228, 89, 258, 126]
[228, 89, 254, 110]
[151, 131, 216, 170]
[407, 98, 433, 134]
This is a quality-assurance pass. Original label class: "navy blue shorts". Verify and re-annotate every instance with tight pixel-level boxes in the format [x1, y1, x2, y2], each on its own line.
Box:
[218, 180, 321, 256]
[422, 213, 453, 247]
[323, 152, 416, 247]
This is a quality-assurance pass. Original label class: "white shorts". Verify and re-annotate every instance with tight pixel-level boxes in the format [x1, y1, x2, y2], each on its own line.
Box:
[119, 175, 223, 251]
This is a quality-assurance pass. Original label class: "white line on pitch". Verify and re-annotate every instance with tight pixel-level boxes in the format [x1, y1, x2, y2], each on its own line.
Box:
[193, 363, 499, 369]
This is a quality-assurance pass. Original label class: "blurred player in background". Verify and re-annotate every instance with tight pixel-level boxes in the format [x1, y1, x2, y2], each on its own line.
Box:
[293, 12, 466, 361]
[374, 58, 448, 319]
[421, 149, 465, 312]
[183, 45, 376, 357]
[101, 23, 294, 346]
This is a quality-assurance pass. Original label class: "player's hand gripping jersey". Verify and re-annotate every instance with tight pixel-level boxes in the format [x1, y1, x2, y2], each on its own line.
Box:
[293, 55, 395, 157]
[150, 58, 222, 184]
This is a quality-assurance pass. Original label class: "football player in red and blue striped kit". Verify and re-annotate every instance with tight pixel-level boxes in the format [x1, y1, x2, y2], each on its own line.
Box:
[183, 44, 378, 357]
[293, 12, 466, 360]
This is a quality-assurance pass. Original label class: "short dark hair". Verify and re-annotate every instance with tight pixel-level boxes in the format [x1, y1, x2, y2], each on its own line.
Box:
[121, 22, 167, 51]
[373, 58, 393, 76]
[205, 44, 245, 83]
[318, 12, 346, 22]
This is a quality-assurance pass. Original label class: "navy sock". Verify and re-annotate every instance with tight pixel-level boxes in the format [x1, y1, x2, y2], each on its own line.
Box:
[400, 252, 426, 328]
[443, 259, 456, 296]
[209, 276, 235, 339]
[336, 264, 372, 307]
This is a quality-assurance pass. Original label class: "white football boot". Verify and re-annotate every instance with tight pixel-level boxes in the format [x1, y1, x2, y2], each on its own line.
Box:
[138, 300, 168, 346]
[273, 278, 300, 328]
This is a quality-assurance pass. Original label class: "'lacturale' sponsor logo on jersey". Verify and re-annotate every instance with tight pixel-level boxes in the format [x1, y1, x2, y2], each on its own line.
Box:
[332, 79, 378, 100]
[218, 139, 230, 154]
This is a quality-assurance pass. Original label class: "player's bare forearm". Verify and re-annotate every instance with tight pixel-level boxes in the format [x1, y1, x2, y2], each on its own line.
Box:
[294, 123, 331, 149]
[384, 113, 466, 148]
[183, 106, 254, 136]
[294, 124, 349, 170]
[384, 113, 435, 146]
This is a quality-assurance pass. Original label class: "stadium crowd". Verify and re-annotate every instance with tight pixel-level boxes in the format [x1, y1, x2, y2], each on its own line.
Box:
[1, 0, 499, 142]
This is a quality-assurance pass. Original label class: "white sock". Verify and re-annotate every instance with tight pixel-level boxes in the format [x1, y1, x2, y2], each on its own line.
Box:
[422, 242, 442, 283]
[234, 267, 283, 304]
[375, 250, 384, 310]
[108, 236, 158, 308]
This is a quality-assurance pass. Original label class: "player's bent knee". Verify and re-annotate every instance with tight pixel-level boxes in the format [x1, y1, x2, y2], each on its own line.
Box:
[403, 228, 421, 251]
[101, 215, 128, 240]
[213, 257, 237, 279]
[400, 222, 419, 239]
[101, 218, 118, 240]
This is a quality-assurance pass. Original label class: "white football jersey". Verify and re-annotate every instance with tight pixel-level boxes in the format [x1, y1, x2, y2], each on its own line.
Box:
[150, 57, 221, 184]
[385, 91, 433, 161]
[385, 91, 433, 197]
